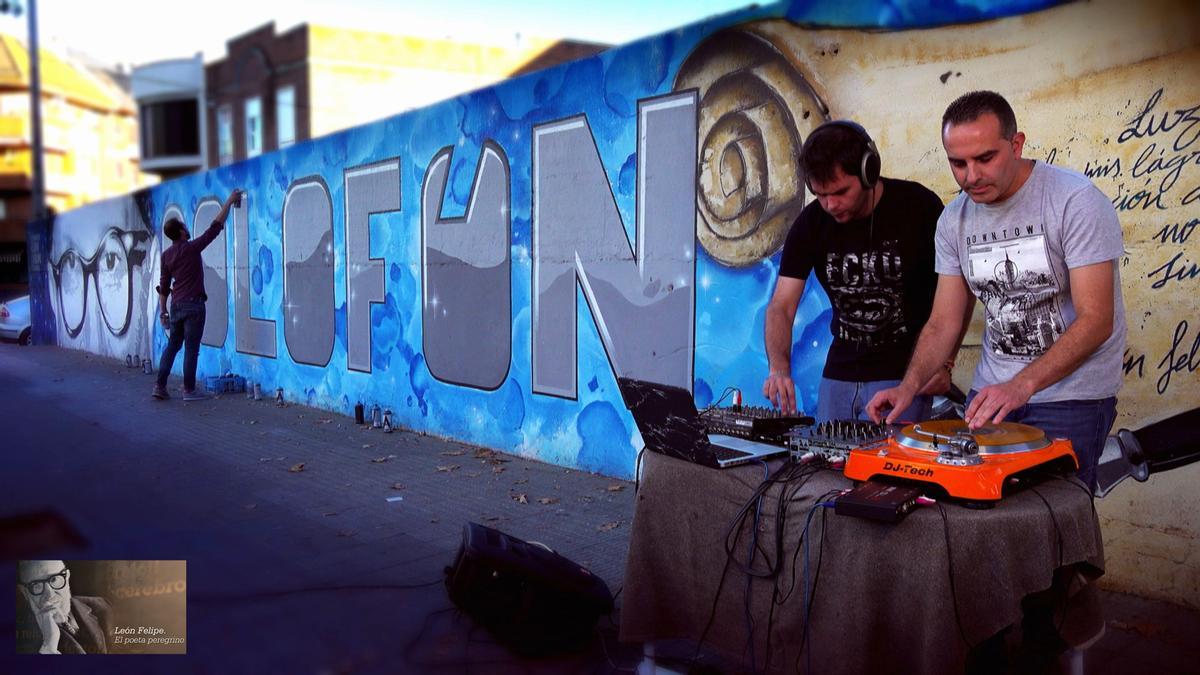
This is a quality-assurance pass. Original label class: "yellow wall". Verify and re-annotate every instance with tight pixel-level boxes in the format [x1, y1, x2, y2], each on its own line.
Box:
[713, 0, 1198, 605]
[0, 37, 153, 218]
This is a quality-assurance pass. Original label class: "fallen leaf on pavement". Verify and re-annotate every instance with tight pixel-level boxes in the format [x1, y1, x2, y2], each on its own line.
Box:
[538, 497, 560, 505]
[606, 484, 625, 492]
[492, 466, 506, 475]
[323, 511, 338, 517]
[289, 463, 306, 473]
[436, 465, 460, 473]
[248, 420, 258, 425]
[597, 521, 622, 532]
[474, 448, 497, 459]
[513, 478, 529, 485]
[362, 443, 374, 449]
[371, 455, 397, 463]
[512, 493, 529, 504]
[391, 483, 406, 490]
[440, 450, 466, 456]
[315, 418, 333, 424]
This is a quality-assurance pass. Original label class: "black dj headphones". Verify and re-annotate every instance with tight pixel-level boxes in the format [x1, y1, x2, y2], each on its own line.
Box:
[801, 120, 881, 190]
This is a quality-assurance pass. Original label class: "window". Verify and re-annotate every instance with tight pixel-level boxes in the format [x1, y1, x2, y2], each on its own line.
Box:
[217, 105, 233, 165]
[139, 99, 200, 159]
[276, 86, 296, 148]
[245, 97, 262, 158]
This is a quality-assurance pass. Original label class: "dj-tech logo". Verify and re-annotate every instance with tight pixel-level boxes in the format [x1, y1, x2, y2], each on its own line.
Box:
[883, 461, 934, 477]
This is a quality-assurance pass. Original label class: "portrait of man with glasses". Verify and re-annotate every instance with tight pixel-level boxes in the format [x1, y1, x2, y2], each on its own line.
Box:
[47, 195, 156, 360]
[16, 560, 113, 654]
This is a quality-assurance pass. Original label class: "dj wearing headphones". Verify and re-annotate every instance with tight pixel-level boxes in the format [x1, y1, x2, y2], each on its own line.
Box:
[763, 120, 950, 422]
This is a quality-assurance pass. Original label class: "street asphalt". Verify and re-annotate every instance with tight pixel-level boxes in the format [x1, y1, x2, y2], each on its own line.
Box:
[1, 343, 1198, 674]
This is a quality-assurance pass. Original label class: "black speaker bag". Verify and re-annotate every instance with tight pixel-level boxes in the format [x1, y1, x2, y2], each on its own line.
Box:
[445, 521, 614, 655]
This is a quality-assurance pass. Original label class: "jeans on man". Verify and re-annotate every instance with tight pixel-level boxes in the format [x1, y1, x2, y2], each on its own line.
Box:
[156, 300, 206, 392]
[965, 391, 1117, 492]
[818, 377, 932, 423]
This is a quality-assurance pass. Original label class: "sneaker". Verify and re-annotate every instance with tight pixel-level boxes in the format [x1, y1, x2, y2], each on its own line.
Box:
[182, 390, 210, 401]
[152, 386, 170, 400]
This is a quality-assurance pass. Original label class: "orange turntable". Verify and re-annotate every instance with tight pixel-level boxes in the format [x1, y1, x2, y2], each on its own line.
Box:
[842, 420, 1078, 502]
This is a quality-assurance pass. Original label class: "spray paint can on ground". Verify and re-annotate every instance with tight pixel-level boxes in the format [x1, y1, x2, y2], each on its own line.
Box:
[252, 382, 262, 401]
[371, 404, 382, 429]
[275, 387, 285, 407]
[125, 354, 134, 368]
[246, 381, 255, 399]
[354, 402, 365, 425]
[382, 409, 393, 433]
[142, 358, 152, 374]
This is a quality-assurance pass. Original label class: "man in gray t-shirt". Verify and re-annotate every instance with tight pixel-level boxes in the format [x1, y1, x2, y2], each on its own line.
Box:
[867, 91, 1125, 490]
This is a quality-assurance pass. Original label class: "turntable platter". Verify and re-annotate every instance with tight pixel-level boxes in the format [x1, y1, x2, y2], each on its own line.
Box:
[896, 420, 1051, 454]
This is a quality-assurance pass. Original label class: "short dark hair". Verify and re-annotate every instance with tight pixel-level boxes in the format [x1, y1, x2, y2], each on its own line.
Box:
[800, 122, 874, 186]
[163, 218, 185, 241]
[942, 90, 1018, 139]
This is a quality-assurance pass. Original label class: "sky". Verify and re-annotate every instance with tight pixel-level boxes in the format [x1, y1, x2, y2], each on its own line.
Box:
[0, 0, 757, 69]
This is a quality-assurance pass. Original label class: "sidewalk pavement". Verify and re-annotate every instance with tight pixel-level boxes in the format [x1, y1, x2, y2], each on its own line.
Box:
[1, 344, 1198, 674]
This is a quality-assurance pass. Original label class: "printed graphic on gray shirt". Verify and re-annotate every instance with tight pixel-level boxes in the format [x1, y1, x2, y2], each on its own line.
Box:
[965, 224, 1065, 362]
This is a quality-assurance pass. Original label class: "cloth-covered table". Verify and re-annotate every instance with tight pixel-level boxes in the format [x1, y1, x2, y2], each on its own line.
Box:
[618, 451, 1104, 674]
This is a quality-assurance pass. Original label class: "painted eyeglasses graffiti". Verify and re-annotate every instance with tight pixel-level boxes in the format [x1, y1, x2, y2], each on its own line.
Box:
[49, 228, 151, 338]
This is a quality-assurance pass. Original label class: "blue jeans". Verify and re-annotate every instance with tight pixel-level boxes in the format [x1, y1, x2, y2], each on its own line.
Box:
[157, 300, 206, 392]
[818, 377, 932, 423]
[965, 391, 1117, 492]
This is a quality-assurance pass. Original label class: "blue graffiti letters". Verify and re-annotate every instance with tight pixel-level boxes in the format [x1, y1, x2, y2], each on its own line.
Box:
[233, 197, 277, 357]
[421, 142, 511, 390]
[282, 177, 335, 367]
[343, 159, 399, 373]
[531, 92, 697, 397]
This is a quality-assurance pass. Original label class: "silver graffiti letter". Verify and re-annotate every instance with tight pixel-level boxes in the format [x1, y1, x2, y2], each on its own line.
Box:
[532, 92, 697, 397]
[193, 199, 228, 347]
[421, 143, 511, 390]
[344, 159, 399, 372]
[282, 177, 334, 366]
[234, 196, 276, 357]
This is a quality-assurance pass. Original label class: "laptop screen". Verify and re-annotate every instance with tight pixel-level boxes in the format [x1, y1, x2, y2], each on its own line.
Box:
[616, 377, 711, 457]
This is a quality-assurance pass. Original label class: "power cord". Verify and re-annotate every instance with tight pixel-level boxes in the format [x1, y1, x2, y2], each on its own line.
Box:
[698, 386, 738, 417]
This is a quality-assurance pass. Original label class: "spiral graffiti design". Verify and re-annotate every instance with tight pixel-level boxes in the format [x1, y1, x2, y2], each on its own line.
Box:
[675, 22, 830, 267]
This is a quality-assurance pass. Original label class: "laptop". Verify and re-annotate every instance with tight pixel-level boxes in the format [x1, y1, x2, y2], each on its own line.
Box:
[617, 377, 791, 469]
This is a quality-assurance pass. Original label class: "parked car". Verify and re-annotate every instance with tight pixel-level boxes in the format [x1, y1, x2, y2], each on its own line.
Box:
[0, 295, 31, 345]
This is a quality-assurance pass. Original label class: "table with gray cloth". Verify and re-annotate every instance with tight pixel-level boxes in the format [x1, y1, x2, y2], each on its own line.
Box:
[618, 451, 1105, 674]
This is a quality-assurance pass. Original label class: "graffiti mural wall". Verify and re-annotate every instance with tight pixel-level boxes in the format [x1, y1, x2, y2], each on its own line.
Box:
[26, 0, 1200, 604]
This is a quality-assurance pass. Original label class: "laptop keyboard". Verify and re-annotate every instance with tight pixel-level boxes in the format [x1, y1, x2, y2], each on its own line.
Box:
[709, 445, 752, 462]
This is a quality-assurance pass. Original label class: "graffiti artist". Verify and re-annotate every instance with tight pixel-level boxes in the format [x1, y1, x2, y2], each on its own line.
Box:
[868, 91, 1127, 491]
[16, 561, 113, 654]
[764, 120, 948, 421]
[153, 189, 244, 401]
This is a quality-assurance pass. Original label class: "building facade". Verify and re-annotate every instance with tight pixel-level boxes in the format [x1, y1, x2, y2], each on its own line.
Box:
[0, 34, 153, 295]
[204, 22, 607, 167]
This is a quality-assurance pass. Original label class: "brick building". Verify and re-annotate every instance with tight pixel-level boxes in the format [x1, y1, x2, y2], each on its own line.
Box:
[203, 22, 608, 167]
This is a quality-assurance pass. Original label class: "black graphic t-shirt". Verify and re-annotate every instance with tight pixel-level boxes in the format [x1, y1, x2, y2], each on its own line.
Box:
[779, 177, 943, 380]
